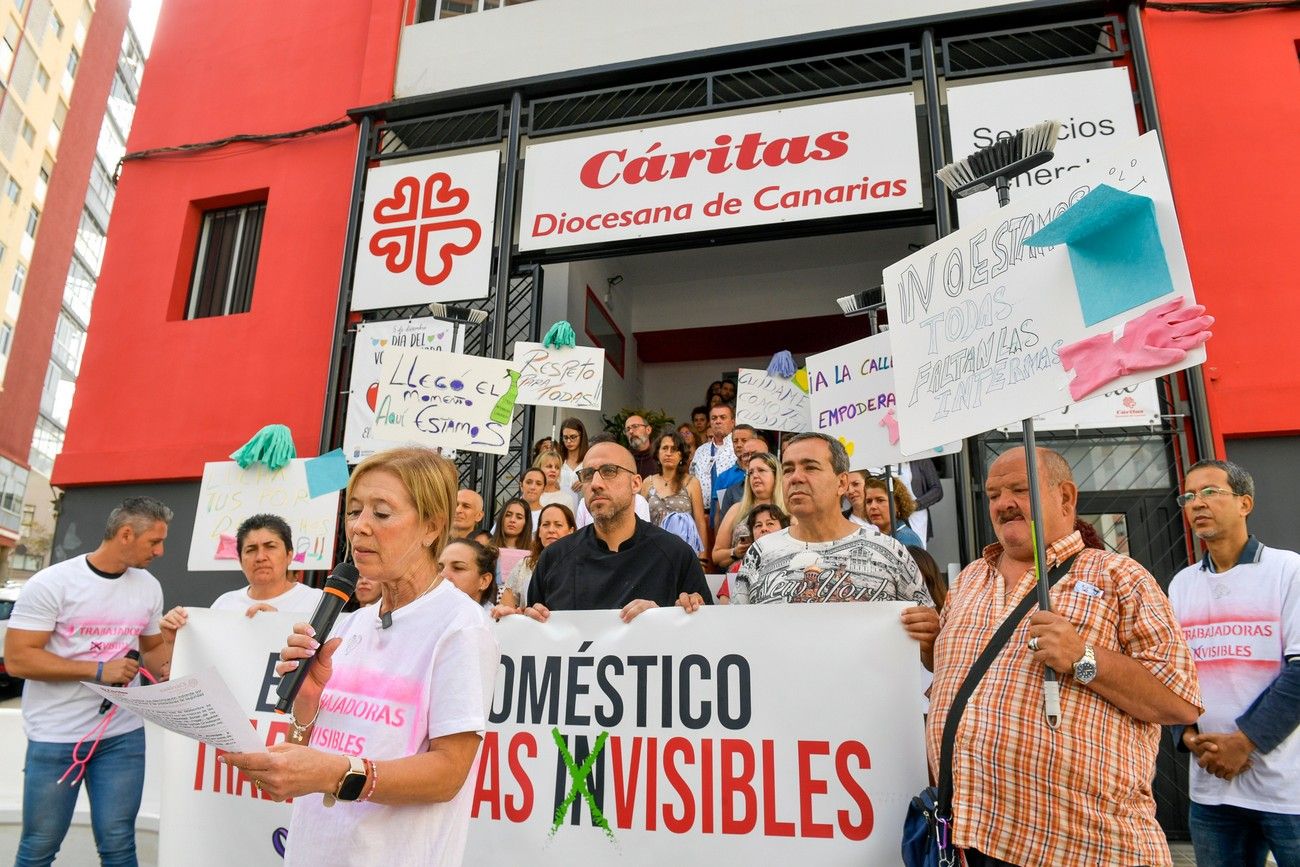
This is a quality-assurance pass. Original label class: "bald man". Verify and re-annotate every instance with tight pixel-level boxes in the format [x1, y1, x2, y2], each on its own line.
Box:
[452, 489, 486, 539]
[919, 447, 1201, 867]
[508, 442, 710, 623]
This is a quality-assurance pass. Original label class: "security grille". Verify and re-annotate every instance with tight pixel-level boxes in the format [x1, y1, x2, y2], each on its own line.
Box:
[375, 106, 505, 161]
[527, 45, 912, 137]
[941, 17, 1125, 79]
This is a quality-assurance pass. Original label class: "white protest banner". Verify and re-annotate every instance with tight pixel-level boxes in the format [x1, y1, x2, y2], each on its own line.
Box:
[351, 149, 500, 311]
[465, 605, 926, 865]
[883, 132, 1203, 454]
[946, 66, 1140, 225]
[806, 332, 961, 471]
[1000, 380, 1161, 432]
[377, 348, 517, 455]
[86, 667, 263, 752]
[735, 368, 810, 433]
[189, 460, 339, 571]
[512, 341, 605, 410]
[343, 317, 465, 462]
[157, 607, 924, 866]
[159, 609, 299, 866]
[518, 94, 921, 251]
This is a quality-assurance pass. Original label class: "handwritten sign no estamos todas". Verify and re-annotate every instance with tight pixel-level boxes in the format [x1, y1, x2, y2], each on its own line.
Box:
[377, 349, 518, 455]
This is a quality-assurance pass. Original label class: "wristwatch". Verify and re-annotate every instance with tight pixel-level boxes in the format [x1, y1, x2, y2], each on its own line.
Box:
[324, 756, 367, 807]
[1072, 645, 1098, 684]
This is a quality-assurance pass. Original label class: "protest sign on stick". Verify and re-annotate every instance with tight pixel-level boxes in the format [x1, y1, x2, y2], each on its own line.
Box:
[343, 317, 464, 462]
[735, 368, 810, 433]
[377, 349, 518, 455]
[189, 460, 339, 572]
[512, 341, 605, 410]
[883, 131, 1205, 455]
[806, 332, 960, 471]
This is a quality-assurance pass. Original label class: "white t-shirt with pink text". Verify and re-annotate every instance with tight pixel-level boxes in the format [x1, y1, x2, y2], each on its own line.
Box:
[9, 554, 163, 742]
[286, 579, 499, 867]
[1170, 542, 1300, 812]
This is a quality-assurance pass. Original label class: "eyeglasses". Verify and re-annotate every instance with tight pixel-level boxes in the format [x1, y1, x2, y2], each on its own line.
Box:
[1175, 486, 1239, 507]
[624, 423, 650, 433]
[562, 433, 581, 441]
[576, 464, 637, 485]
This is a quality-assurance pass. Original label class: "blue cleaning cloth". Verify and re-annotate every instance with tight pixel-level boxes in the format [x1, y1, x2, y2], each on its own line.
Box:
[305, 449, 350, 499]
[1024, 183, 1174, 327]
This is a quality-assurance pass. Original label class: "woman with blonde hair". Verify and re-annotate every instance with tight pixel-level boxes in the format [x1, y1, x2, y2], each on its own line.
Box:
[227, 447, 499, 866]
[534, 450, 577, 510]
[712, 452, 786, 570]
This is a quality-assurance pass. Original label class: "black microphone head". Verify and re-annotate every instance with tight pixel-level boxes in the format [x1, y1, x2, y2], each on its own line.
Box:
[324, 561, 360, 595]
[125, 649, 141, 661]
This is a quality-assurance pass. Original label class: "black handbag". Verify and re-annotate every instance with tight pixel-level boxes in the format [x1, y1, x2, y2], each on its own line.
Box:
[901, 554, 1078, 867]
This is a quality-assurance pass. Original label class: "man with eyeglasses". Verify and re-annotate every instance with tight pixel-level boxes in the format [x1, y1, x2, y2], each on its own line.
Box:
[1168, 459, 1300, 866]
[504, 441, 711, 623]
[622, 414, 660, 479]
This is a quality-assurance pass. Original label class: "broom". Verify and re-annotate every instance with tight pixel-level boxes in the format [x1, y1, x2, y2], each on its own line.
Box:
[935, 119, 1066, 728]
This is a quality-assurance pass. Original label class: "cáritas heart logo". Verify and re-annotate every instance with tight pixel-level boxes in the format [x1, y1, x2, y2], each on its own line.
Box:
[368, 173, 483, 286]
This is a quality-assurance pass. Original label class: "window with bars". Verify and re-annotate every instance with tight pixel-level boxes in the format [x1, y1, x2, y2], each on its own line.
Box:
[185, 201, 266, 319]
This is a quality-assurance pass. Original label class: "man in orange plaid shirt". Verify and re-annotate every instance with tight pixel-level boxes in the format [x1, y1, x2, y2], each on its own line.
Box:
[915, 447, 1202, 866]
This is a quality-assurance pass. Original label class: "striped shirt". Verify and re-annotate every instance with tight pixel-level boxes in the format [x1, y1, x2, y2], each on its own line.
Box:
[926, 531, 1202, 866]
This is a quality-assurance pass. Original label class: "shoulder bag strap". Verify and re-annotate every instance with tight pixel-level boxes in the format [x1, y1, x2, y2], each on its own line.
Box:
[936, 552, 1079, 818]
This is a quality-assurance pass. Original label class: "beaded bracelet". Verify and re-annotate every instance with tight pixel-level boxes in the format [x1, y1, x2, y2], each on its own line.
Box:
[289, 706, 319, 744]
[360, 759, 378, 803]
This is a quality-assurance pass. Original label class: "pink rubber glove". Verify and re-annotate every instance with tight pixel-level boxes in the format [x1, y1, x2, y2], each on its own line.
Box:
[1114, 297, 1213, 375]
[880, 408, 900, 445]
[1057, 333, 1121, 401]
[1058, 297, 1213, 401]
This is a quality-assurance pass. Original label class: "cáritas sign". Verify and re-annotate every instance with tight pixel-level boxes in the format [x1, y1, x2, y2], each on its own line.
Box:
[518, 94, 922, 251]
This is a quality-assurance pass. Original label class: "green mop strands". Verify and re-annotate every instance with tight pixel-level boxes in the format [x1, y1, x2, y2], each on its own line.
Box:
[542, 320, 576, 350]
[230, 424, 297, 471]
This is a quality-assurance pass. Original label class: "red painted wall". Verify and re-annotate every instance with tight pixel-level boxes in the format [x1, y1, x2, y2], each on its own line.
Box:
[1143, 6, 1300, 454]
[53, 0, 406, 486]
[0, 0, 127, 468]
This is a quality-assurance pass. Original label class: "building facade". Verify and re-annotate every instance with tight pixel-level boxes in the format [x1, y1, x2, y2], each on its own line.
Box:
[48, 0, 1300, 827]
[0, 0, 139, 578]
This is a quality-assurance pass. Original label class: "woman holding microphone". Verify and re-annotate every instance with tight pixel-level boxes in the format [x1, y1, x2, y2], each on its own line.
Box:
[225, 447, 499, 866]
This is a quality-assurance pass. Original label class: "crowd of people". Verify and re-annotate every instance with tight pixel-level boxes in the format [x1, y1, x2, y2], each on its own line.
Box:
[3, 378, 1296, 866]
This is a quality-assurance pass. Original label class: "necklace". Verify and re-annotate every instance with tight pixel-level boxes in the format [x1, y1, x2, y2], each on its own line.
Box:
[379, 574, 444, 629]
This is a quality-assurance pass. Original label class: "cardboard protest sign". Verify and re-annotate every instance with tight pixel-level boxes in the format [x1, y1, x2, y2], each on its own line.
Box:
[189, 460, 338, 571]
[512, 341, 605, 410]
[806, 332, 960, 471]
[343, 317, 464, 463]
[882, 132, 1204, 454]
[735, 368, 810, 433]
[377, 349, 518, 455]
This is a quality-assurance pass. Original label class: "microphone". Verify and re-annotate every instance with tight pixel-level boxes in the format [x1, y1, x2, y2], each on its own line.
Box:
[274, 562, 359, 714]
[99, 649, 141, 714]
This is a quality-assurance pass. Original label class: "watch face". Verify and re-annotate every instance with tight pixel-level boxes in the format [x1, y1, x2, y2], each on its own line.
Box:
[337, 769, 368, 801]
[1074, 651, 1098, 684]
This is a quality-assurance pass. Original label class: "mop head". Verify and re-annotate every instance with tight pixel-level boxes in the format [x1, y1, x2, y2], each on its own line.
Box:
[230, 424, 297, 471]
[936, 120, 1061, 198]
[766, 350, 796, 378]
[542, 320, 577, 350]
